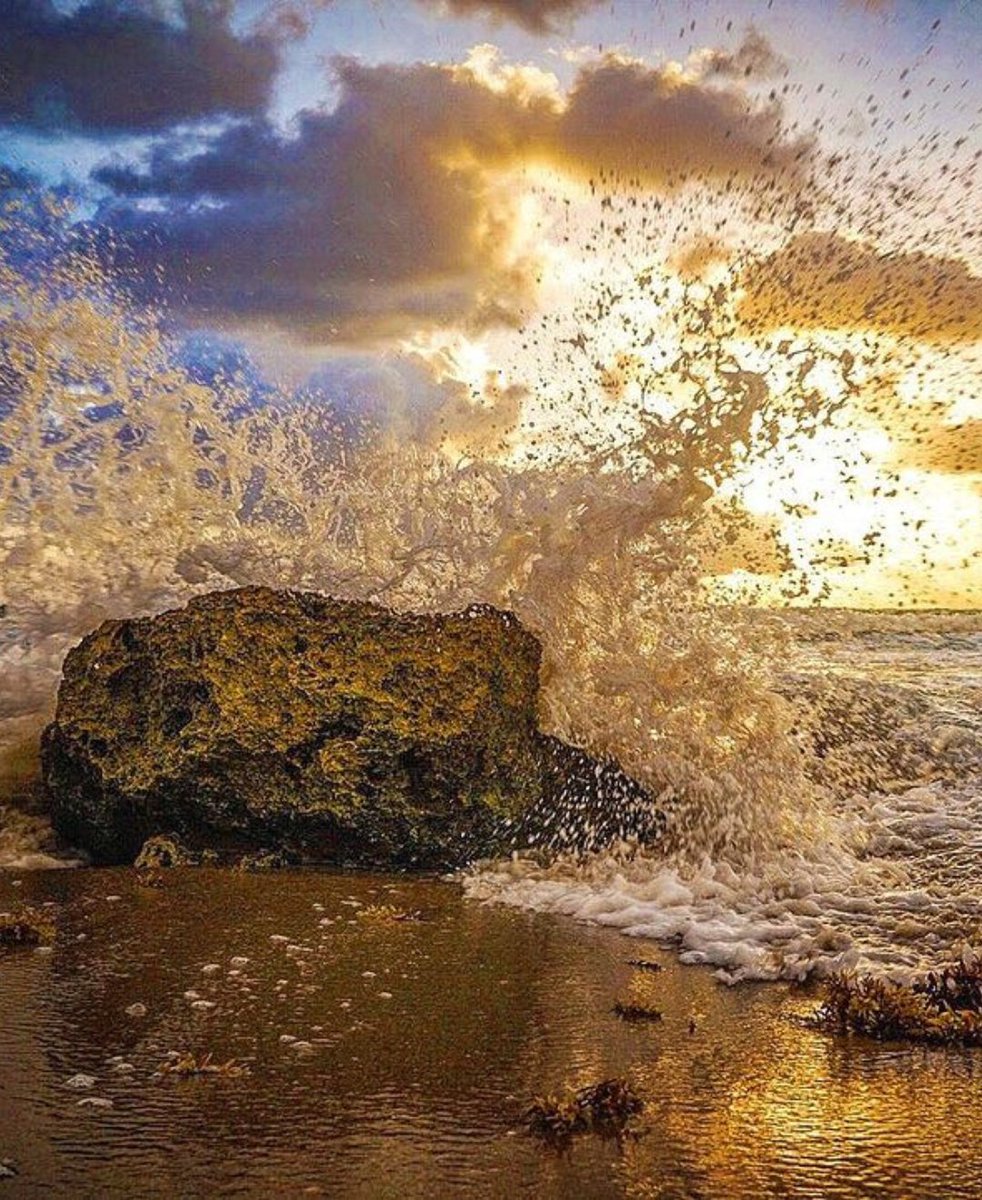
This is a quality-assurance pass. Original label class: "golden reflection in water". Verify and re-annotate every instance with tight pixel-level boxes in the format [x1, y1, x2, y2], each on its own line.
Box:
[7, 869, 982, 1199]
[621, 986, 982, 1199]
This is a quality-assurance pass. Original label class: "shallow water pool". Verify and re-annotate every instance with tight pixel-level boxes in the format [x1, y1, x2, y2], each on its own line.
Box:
[3, 868, 982, 1198]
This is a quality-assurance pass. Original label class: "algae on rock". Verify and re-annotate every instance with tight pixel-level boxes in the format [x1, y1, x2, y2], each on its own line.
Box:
[42, 587, 548, 868]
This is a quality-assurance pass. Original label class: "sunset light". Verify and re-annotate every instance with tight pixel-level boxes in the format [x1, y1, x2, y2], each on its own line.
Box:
[1, 2, 980, 1196]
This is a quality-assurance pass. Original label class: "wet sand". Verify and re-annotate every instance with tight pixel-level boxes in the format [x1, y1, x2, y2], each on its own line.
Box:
[3, 867, 982, 1199]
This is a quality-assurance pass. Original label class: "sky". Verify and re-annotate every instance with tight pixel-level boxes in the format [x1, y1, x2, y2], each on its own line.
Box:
[1, 0, 980, 607]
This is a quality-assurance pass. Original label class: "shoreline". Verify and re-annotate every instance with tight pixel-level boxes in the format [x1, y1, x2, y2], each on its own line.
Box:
[5, 864, 982, 1199]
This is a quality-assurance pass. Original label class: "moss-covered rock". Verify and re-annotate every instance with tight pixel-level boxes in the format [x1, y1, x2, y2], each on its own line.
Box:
[42, 586, 663, 868]
[42, 587, 555, 867]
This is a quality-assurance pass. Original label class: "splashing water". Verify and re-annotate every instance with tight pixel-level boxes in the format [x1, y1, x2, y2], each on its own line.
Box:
[467, 610, 982, 981]
[1, 188, 979, 981]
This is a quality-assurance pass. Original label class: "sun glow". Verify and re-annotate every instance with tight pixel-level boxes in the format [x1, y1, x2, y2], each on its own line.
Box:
[406, 175, 980, 609]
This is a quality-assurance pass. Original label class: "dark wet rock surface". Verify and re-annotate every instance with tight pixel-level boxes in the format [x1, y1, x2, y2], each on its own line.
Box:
[507, 735, 664, 858]
[41, 587, 660, 868]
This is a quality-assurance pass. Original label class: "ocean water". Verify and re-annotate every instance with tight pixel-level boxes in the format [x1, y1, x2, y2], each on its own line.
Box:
[466, 609, 982, 983]
[7, 867, 982, 1200]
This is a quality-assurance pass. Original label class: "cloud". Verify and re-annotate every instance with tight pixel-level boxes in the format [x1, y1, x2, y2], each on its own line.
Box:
[417, 0, 597, 33]
[739, 232, 982, 344]
[557, 50, 807, 189]
[91, 42, 809, 344]
[0, 0, 280, 135]
[668, 236, 731, 280]
[698, 27, 787, 80]
[898, 421, 982, 475]
[302, 353, 526, 455]
[91, 61, 549, 344]
[255, 0, 599, 39]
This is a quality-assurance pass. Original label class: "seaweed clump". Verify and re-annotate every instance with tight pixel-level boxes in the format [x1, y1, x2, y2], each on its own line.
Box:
[914, 962, 982, 1014]
[522, 1078, 644, 1144]
[0, 907, 55, 950]
[627, 958, 662, 973]
[158, 1052, 249, 1078]
[134, 834, 195, 870]
[814, 961, 982, 1045]
[356, 904, 421, 924]
[236, 849, 296, 873]
[613, 1000, 664, 1023]
[613, 970, 663, 1023]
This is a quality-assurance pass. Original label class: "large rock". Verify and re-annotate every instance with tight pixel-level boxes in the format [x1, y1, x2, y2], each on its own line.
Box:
[42, 587, 661, 867]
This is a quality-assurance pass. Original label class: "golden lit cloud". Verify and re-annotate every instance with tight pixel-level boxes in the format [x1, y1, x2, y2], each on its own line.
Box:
[418, 0, 598, 33]
[94, 34, 809, 345]
[739, 232, 982, 344]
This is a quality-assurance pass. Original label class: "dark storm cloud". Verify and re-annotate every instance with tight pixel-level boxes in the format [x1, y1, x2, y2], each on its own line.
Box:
[91, 68, 545, 343]
[416, 0, 597, 33]
[92, 43, 810, 344]
[739, 232, 982, 344]
[0, 0, 280, 135]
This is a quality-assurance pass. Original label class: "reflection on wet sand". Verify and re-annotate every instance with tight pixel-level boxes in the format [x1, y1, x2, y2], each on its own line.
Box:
[4, 868, 982, 1198]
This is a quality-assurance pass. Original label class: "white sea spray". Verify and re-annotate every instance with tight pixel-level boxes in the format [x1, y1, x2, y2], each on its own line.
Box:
[1, 196, 979, 981]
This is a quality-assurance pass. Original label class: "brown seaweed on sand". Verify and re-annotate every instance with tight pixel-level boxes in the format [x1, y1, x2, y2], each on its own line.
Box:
[522, 1078, 644, 1144]
[158, 1052, 249, 1078]
[612, 1000, 664, 1023]
[812, 962, 982, 1045]
[0, 907, 55, 950]
[355, 904, 422, 924]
